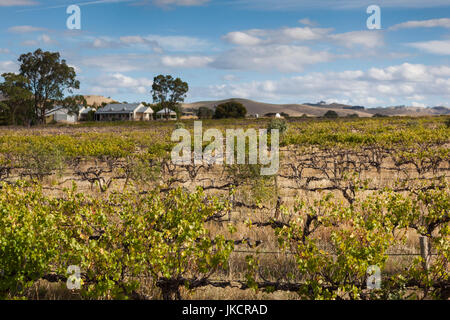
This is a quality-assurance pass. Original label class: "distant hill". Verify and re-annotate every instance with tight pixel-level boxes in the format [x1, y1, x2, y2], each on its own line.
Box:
[83, 95, 117, 107]
[432, 106, 450, 114]
[365, 105, 450, 116]
[182, 98, 373, 117]
[182, 98, 449, 117]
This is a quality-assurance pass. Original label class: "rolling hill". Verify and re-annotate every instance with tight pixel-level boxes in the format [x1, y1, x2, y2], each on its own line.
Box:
[182, 98, 450, 117]
[83, 95, 117, 107]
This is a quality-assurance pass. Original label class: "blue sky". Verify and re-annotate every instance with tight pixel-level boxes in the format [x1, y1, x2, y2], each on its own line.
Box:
[0, 0, 449, 107]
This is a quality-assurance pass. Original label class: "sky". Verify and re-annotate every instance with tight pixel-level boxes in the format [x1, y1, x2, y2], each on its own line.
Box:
[0, 0, 449, 107]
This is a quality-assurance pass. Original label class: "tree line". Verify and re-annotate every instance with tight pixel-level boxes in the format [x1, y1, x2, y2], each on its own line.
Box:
[0, 49, 196, 125]
[196, 101, 247, 119]
[0, 49, 82, 126]
[0, 49, 251, 125]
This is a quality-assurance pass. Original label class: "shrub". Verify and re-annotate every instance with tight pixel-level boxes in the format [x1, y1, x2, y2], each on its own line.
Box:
[196, 106, 213, 119]
[323, 110, 339, 118]
[213, 101, 247, 119]
[174, 122, 185, 129]
[267, 118, 287, 135]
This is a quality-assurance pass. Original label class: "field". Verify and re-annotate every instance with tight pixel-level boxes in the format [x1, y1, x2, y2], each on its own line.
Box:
[0, 116, 449, 300]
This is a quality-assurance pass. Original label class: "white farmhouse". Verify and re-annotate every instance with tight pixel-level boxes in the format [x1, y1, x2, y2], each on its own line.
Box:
[95, 103, 154, 121]
[46, 106, 79, 123]
[78, 106, 94, 121]
[46, 105, 96, 123]
[156, 108, 177, 120]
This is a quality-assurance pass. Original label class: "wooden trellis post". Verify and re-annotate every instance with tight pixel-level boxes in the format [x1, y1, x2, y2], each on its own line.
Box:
[419, 236, 431, 271]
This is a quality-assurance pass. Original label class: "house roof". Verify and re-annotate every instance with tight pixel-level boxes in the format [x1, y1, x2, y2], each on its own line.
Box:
[156, 108, 176, 114]
[46, 107, 65, 116]
[46, 107, 76, 116]
[135, 105, 154, 114]
[46, 105, 85, 116]
[79, 107, 93, 114]
[96, 103, 142, 114]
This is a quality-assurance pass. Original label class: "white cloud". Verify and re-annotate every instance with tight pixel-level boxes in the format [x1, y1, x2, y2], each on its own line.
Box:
[80, 52, 213, 72]
[21, 34, 57, 46]
[100, 73, 153, 88]
[87, 35, 162, 53]
[192, 63, 450, 107]
[218, 25, 341, 73]
[89, 86, 119, 96]
[298, 18, 317, 26]
[80, 54, 158, 72]
[407, 40, 450, 55]
[329, 31, 384, 48]
[367, 63, 433, 82]
[390, 18, 450, 30]
[216, 26, 386, 74]
[161, 55, 213, 68]
[365, 97, 381, 105]
[143, 35, 210, 52]
[0, 0, 36, 6]
[222, 26, 384, 55]
[408, 94, 425, 101]
[429, 65, 450, 77]
[223, 32, 262, 46]
[336, 70, 364, 80]
[0, 61, 17, 73]
[324, 98, 350, 105]
[282, 27, 330, 41]
[90, 37, 116, 49]
[68, 64, 82, 74]
[223, 74, 238, 82]
[86, 34, 209, 52]
[88, 73, 153, 95]
[223, 27, 332, 46]
[8, 25, 45, 33]
[212, 45, 333, 73]
[119, 36, 155, 45]
[411, 101, 426, 107]
[0, 49, 10, 54]
[21, 40, 39, 46]
[40, 34, 55, 44]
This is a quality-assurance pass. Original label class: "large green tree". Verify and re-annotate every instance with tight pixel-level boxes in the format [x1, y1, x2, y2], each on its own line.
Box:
[18, 49, 80, 124]
[323, 110, 339, 119]
[196, 106, 213, 119]
[0, 73, 34, 125]
[61, 94, 87, 116]
[151, 75, 188, 119]
[213, 101, 247, 119]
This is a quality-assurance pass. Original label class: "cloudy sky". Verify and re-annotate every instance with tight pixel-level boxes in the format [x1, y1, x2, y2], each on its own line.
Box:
[0, 0, 449, 107]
